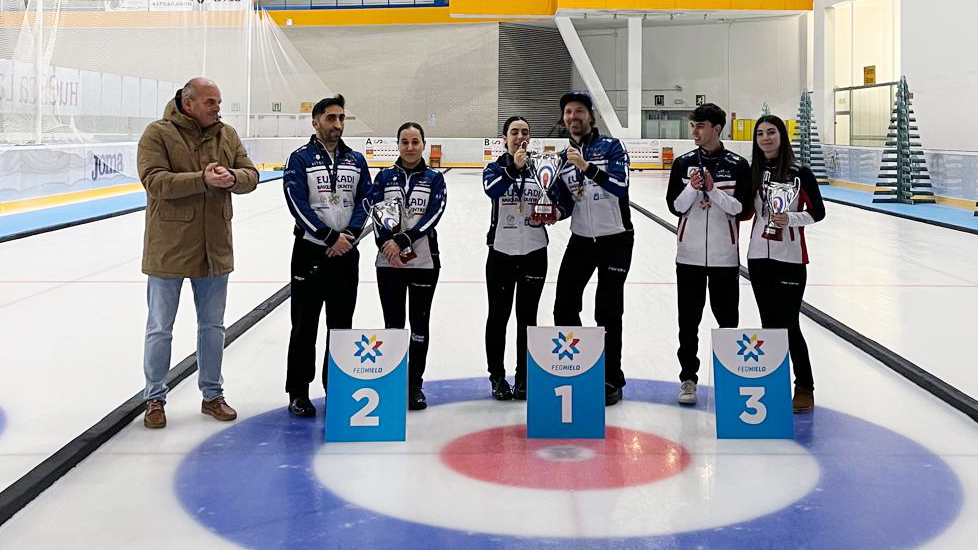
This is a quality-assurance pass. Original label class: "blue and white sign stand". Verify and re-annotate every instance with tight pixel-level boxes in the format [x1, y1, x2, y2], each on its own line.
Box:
[325, 329, 409, 443]
[711, 328, 793, 439]
[526, 326, 605, 439]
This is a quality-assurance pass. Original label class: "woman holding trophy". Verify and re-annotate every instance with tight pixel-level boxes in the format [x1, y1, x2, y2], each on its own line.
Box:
[744, 115, 825, 413]
[482, 116, 550, 401]
[369, 122, 447, 411]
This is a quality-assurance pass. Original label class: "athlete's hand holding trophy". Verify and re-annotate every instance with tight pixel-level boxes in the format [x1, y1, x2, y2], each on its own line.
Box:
[761, 170, 800, 241]
[526, 142, 565, 225]
[362, 197, 417, 262]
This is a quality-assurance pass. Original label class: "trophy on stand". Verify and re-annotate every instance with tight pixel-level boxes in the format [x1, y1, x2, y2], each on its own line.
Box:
[761, 172, 801, 241]
[361, 197, 417, 262]
[527, 148, 565, 224]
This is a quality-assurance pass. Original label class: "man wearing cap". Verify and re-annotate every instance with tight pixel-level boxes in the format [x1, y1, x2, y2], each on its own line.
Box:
[547, 91, 634, 406]
[283, 94, 373, 417]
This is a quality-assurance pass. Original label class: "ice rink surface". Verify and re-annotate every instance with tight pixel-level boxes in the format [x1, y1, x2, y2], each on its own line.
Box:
[0, 169, 975, 549]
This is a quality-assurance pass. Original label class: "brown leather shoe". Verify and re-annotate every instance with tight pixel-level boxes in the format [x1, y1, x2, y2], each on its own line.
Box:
[144, 399, 166, 429]
[201, 396, 237, 421]
[792, 387, 814, 414]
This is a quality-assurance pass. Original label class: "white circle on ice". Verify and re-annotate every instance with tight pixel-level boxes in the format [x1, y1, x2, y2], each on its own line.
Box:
[313, 401, 820, 539]
[535, 445, 596, 462]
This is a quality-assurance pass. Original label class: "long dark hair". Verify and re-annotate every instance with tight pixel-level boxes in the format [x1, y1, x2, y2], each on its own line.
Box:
[751, 115, 796, 194]
[502, 116, 529, 136]
[397, 121, 425, 142]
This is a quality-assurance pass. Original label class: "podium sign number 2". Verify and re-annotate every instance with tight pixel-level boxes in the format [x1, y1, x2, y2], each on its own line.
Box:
[325, 329, 409, 442]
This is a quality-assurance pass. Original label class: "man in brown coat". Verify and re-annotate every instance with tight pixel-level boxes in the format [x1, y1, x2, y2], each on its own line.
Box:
[138, 77, 258, 429]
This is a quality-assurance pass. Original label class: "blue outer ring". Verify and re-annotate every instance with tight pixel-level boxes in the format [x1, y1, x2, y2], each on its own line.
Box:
[0, 407, 5, 438]
[176, 378, 962, 549]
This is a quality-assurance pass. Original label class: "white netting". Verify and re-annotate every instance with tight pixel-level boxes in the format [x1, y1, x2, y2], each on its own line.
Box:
[0, 0, 369, 145]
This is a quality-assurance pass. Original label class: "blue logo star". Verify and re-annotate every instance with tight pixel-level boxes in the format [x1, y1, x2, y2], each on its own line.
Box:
[552, 332, 581, 361]
[354, 335, 383, 363]
[737, 333, 765, 362]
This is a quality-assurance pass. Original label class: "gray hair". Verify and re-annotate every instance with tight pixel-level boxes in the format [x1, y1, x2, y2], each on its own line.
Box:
[181, 77, 214, 102]
[182, 80, 197, 102]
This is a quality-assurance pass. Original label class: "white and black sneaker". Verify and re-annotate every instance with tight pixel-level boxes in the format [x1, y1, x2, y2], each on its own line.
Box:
[677, 380, 697, 405]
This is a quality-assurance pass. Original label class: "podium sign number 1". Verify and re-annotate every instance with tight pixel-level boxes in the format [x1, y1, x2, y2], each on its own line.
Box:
[527, 327, 605, 439]
[712, 328, 793, 439]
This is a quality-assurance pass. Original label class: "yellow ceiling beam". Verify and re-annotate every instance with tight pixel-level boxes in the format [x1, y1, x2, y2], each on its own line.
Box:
[448, 0, 557, 19]
[556, 0, 812, 10]
[265, 7, 514, 27]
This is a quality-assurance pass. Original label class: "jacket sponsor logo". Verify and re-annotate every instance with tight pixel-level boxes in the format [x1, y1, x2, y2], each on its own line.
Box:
[314, 173, 355, 185]
[91, 153, 124, 181]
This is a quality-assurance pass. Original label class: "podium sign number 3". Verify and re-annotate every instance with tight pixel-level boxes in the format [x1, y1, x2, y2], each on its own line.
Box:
[712, 329, 793, 439]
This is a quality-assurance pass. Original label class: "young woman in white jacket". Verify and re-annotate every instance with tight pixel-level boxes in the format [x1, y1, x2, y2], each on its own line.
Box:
[743, 115, 825, 413]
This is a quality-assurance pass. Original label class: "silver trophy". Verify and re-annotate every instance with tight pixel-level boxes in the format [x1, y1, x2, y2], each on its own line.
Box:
[361, 197, 416, 261]
[526, 149, 565, 224]
[762, 173, 801, 241]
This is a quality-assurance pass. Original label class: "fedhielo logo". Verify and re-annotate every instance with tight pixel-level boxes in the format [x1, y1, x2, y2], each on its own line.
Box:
[354, 335, 383, 363]
[737, 333, 764, 362]
[552, 332, 580, 360]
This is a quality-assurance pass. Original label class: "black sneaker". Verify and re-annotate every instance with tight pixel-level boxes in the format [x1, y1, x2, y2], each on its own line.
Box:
[408, 386, 427, 410]
[288, 395, 316, 417]
[490, 377, 514, 401]
[605, 383, 623, 406]
[512, 379, 527, 400]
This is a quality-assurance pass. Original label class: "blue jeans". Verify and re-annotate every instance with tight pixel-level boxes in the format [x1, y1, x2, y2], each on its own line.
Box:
[143, 275, 229, 402]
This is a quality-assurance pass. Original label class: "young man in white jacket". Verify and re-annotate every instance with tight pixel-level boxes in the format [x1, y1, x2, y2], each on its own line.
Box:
[665, 104, 751, 404]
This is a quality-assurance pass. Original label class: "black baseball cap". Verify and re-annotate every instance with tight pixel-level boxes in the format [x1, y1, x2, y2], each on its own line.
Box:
[560, 91, 593, 112]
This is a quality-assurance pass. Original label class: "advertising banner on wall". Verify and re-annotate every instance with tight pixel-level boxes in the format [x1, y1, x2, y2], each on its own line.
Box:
[0, 142, 140, 202]
[104, 0, 150, 11]
[147, 0, 249, 11]
[0, 60, 81, 117]
[149, 0, 195, 11]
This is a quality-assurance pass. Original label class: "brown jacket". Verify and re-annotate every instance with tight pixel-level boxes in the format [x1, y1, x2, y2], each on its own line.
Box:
[138, 93, 259, 278]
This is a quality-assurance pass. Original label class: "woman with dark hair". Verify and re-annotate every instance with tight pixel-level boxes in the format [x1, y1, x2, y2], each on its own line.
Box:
[482, 116, 549, 401]
[744, 115, 825, 413]
[370, 122, 447, 410]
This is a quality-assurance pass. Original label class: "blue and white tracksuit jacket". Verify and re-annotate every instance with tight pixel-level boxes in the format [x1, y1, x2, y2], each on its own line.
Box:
[483, 152, 548, 256]
[283, 136, 372, 246]
[548, 129, 632, 238]
[370, 159, 447, 269]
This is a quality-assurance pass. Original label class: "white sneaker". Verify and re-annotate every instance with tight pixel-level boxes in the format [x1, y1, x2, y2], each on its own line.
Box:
[678, 380, 697, 404]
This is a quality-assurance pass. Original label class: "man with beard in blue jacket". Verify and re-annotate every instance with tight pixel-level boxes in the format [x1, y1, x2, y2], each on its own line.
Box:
[548, 91, 633, 406]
